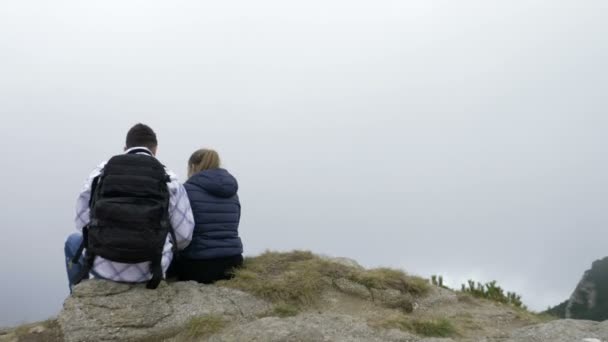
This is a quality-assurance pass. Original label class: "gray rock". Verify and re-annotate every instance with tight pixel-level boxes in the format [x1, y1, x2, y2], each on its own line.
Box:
[51, 261, 608, 342]
[27, 325, 46, 334]
[416, 286, 458, 311]
[58, 280, 270, 342]
[566, 268, 598, 319]
[369, 288, 414, 313]
[549, 256, 608, 321]
[56, 279, 444, 342]
[504, 319, 607, 342]
[595, 320, 608, 336]
[207, 313, 423, 342]
[320, 255, 365, 270]
[334, 278, 372, 300]
[0, 332, 17, 342]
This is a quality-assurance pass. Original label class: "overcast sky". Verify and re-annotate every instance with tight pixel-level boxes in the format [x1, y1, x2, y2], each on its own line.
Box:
[1, 0, 607, 327]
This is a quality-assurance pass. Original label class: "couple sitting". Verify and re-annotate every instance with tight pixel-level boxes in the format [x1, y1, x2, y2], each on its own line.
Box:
[64, 123, 243, 290]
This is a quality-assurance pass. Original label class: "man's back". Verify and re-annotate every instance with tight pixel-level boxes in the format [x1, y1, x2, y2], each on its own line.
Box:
[65, 124, 194, 290]
[74, 148, 194, 284]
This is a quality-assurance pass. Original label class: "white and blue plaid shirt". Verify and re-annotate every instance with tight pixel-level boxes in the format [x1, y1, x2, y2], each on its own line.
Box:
[75, 147, 194, 283]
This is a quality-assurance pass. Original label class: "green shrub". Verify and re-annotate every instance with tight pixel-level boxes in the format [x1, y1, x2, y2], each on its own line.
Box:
[431, 275, 448, 289]
[460, 280, 526, 309]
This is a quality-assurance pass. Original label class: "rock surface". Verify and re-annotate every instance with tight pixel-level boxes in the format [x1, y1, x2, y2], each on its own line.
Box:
[547, 256, 608, 321]
[4, 252, 608, 342]
[319, 255, 366, 270]
[58, 280, 454, 342]
[502, 319, 608, 342]
[58, 280, 270, 342]
[52, 279, 608, 342]
[207, 313, 439, 342]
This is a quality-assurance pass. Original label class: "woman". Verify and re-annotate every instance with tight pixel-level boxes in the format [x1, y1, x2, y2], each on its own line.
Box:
[170, 148, 243, 283]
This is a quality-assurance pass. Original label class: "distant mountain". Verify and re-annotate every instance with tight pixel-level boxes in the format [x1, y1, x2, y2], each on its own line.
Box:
[547, 256, 608, 321]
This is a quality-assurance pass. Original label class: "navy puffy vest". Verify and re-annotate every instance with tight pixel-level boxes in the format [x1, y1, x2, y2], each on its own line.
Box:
[180, 168, 243, 259]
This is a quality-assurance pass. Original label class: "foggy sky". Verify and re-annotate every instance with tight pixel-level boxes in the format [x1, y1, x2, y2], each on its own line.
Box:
[1, 0, 607, 327]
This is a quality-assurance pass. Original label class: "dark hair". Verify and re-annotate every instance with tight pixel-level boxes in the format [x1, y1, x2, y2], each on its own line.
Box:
[125, 123, 158, 149]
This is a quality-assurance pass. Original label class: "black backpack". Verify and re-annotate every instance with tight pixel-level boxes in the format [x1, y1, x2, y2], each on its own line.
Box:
[72, 149, 176, 289]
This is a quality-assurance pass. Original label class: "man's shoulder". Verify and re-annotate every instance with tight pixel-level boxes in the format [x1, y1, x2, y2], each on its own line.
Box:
[164, 168, 179, 182]
[84, 161, 106, 182]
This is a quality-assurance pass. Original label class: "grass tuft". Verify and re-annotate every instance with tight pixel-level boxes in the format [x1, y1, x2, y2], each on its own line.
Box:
[272, 302, 301, 317]
[378, 315, 457, 337]
[383, 296, 415, 313]
[185, 315, 227, 339]
[10, 320, 63, 342]
[410, 319, 456, 337]
[218, 250, 429, 315]
[353, 268, 426, 295]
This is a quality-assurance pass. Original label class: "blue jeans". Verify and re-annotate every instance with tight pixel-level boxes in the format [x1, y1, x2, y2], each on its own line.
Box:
[64, 232, 88, 291]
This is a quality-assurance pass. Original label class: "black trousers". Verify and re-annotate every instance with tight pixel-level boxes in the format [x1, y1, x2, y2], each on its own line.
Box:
[168, 254, 243, 284]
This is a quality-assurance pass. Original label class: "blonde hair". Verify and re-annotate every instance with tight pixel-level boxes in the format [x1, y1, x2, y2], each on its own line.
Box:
[188, 148, 221, 177]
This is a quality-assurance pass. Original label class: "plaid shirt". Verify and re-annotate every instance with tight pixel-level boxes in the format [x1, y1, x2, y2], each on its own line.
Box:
[75, 147, 194, 282]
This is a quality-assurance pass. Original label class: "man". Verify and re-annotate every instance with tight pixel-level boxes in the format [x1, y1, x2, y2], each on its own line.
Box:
[64, 123, 194, 290]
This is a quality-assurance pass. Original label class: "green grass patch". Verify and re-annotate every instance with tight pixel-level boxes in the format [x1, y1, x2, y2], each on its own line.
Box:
[411, 319, 456, 337]
[218, 250, 429, 313]
[272, 302, 301, 317]
[383, 296, 415, 313]
[379, 316, 457, 337]
[185, 315, 227, 339]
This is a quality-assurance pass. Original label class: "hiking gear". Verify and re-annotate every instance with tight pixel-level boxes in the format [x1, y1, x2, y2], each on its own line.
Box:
[72, 147, 194, 285]
[73, 149, 173, 289]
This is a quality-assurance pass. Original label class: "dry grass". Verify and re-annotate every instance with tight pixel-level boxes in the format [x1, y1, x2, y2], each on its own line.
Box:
[218, 250, 429, 314]
[383, 296, 415, 313]
[457, 290, 555, 325]
[8, 319, 63, 342]
[185, 314, 227, 339]
[377, 315, 457, 337]
[351, 268, 428, 296]
[411, 319, 457, 337]
[271, 302, 301, 317]
[218, 251, 325, 305]
[514, 308, 557, 324]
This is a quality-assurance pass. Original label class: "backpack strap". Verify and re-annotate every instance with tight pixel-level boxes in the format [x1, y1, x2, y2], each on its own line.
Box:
[88, 175, 101, 208]
[147, 255, 163, 289]
[161, 176, 178, 254]
[76, 251, 95, 285]
[147, 173, 175, 290]
[70, 225, 88, 265]
[72, 225, 94, 286]
[71, 174, 103, 283]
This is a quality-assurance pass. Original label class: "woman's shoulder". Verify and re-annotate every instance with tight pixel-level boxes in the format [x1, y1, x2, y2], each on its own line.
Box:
[184, 168, 238, 198]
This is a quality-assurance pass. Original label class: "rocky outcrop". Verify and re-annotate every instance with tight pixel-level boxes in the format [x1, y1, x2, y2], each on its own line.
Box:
[3, 253, 607, 341]
[57, 280, 453, 342]
[502, 319, 608, 342]
[52, 279, 608, 342]
[547, 256, 608, 321]
[207, 313, 427, 342]
[58, 280, 270, 342]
